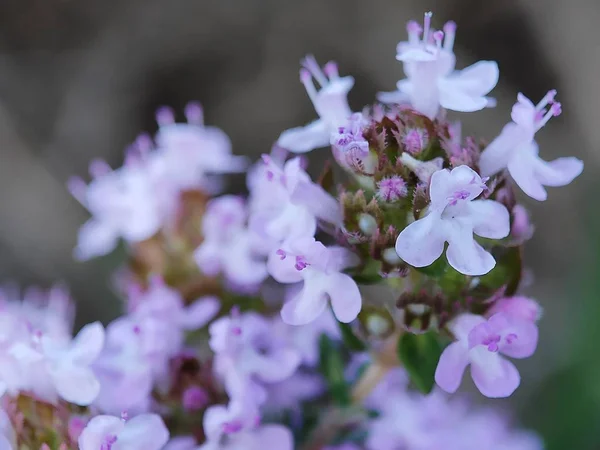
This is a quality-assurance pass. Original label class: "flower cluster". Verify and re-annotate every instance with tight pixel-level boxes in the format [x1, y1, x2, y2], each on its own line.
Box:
[0, 10, 583, 450]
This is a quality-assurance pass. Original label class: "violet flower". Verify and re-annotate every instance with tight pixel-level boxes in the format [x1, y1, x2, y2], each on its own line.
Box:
[395, 165, 510, 276]
[267, 237, 362, 325]
[479, 91, 583, 201]
[435, 313, 538, 398]
[78, 413, 169, 450]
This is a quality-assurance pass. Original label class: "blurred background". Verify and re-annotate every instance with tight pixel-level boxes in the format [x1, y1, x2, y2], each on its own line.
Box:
[0, 0, 597, 448]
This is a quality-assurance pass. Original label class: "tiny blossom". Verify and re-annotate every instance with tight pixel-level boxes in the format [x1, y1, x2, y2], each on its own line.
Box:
[376, 176, 408, 202]
[378, 12, 499, 119]
[435, 313, 538, 398]
[479, 91, 583, 201]
[194, 196, 268, 288]
[68, 160, 164, 260]
[267, 237, 362, 325]
[163, 437, 197, 450]
[510, 204, 535, 243]
[278, 55, 354, 153]
[330, 113, 377, 175]
[78, 413, 169, 450]
[154, 103, 248, 191]
[401, 127, 429, 155]
[209, 311, 301, 402]
[248, 156, 341, 248]
[395, 165, 510, 276]
[199, 401, 293, 450]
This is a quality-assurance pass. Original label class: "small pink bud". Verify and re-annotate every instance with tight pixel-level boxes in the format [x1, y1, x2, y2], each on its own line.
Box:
[182, 386, 209, 412]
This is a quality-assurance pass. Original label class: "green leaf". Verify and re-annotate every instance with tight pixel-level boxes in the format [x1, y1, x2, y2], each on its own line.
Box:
[397, 332, 443, 394]
[414, 255, 448, 278]
[319, 334, 351, 407]
[337, 320, 367, 351]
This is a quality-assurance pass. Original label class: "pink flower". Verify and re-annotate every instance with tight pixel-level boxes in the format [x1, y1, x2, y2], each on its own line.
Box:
[267, 237, 362, 325]
[78, 413, 169, 450]
[248, 156, 341, 247]
[277, 56, 354, 153]
[154, 103, 248, 191]
[194, 196, 268, 288]
[378, 13, 498, 119]
[479, 91, 584, 201]
[395, 166, 510, 276]
[435, 313, 538, 398]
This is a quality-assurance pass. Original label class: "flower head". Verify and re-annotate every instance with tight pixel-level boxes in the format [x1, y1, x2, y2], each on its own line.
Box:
[435, 313, 538, 397]
[277, 56, 354, 153]
[479, 91, 583, 201]
[395, 165, 510, 275]
[331, 113, 376, 175]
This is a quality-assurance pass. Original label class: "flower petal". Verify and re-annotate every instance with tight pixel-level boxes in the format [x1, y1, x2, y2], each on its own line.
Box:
[468, 200, 510, 240]
[52, 366, 100, 406]
[290, 180, 342, 225]
[395, 213, 446, 268]
[180, 296, 220, 330]
[74, 219, 119, 261]
[280, 281, 328, 325]
[327, 273, 362, 323]
[470, 352, 520, 398]
[116, 414, 169, 450]
[70, 321, 105, 364]
[78, 415, 124, 450]
[446, 222, 495, 276]
[253, 425, 294, 450]
[532, 156, 584, 187]
[479, 123, 527, 178]
[435, 342, 469, 394]
[507, 145, 548, 201]
[277, 119, 330, 153]
[267, 249, 305, 284]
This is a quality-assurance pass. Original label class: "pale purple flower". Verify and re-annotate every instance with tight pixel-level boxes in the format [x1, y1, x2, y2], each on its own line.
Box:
[194, 196, 268, 287]
[263, 372, 324, 413]
[330, 113, 376, 175]
[0, 406, 16, 450]
[68, 159, 164, 260]
[378, 13, 499, 119]
[399, 153, 444, 184]
[278, 55, 354, 153]
[199, 401, 293, 450]
[510, 204, 535, 244]
[182, 386, 209, 412]
[154, 103, 248, 191]
[435, 313, 538, 398]
[479, 91, 584, 201]
[268, 237, 362, 325]
[78, 413, 169, 450]
[395, 165, 510, 275]
[248, 156, 341, 248]
[487, 296, 542, 323]
[325, 445, 362, 450]
[11, 321, 105, 406]
[209, 311, 301, 401]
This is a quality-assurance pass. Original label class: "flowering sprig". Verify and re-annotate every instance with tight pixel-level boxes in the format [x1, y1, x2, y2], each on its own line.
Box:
[1, 9, 583, 450]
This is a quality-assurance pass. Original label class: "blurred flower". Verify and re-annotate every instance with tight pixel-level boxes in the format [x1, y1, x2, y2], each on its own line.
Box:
[78, 413, 169, 450]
